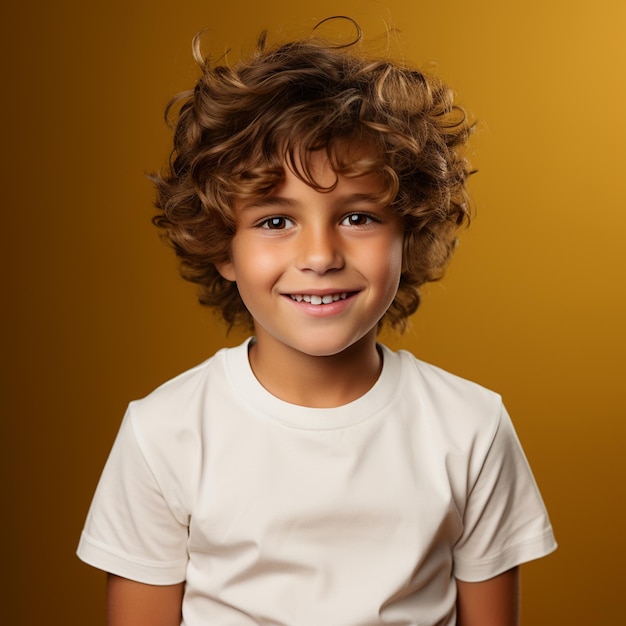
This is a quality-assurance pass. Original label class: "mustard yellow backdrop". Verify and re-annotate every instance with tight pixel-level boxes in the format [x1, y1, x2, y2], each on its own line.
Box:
[2, 1, 624, 624]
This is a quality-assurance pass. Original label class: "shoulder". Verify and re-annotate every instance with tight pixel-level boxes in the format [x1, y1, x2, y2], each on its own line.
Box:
[131, 341, 248, 426]
[107, 341, 251, 508]
[123, 341, 251, 456]
[381, 346, 506, 459]
[389, 346, 502, 417]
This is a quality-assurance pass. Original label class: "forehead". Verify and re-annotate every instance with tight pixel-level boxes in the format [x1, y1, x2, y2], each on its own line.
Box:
[282, 153, 384, 197]
[230, 139, 393, 210]
[288, 137, 389, 191]
[286, 147, 381, 187]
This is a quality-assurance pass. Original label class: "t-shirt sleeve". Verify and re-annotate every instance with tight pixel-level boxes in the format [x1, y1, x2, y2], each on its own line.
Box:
[76, 408, 189, 584]
[452, 404, 557, 582]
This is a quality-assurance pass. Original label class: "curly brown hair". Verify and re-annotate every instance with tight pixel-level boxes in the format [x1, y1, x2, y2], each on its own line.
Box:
[152, 20, 473, 331]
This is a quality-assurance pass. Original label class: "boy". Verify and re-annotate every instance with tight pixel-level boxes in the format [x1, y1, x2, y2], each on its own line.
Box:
[78, 19, 556, 626]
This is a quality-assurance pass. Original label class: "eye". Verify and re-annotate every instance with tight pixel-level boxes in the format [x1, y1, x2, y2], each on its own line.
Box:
[341, 213, 376, 227]
[259, 216, 294, 230]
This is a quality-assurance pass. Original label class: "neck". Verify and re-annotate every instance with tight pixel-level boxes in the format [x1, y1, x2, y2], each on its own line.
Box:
[248, 330, 382, 408]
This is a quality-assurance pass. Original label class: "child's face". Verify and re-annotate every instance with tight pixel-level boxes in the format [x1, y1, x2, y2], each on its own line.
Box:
[217, 150, 404, 359]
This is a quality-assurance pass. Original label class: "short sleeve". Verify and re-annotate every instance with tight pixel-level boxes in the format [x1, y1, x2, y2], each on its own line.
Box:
[76, 408, 189, 584]
[452, 405, 557, 582]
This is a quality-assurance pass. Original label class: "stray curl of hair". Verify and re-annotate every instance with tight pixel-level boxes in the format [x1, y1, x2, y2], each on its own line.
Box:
[152, 19, 474, 331]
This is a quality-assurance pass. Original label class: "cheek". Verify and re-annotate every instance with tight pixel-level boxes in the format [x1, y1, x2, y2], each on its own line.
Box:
[231, 238, 285, 287]
[374, 236, 404, 286]
[245, 250, 284, 281]
[351, 237, 403, 303]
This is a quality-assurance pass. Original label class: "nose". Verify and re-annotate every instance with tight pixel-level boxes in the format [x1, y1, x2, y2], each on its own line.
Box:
[296, 226, 344, 274]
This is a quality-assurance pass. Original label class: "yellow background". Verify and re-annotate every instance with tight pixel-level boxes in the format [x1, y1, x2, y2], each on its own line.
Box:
[2, 1, 625, 623]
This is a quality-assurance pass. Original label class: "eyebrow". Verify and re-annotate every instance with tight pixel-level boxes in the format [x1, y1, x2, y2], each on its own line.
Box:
[240, 196, 294, 211]
[240, 193, 383, 211]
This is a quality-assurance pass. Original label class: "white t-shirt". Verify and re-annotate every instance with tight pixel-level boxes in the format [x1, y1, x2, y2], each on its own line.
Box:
[77, 339, 556, 625]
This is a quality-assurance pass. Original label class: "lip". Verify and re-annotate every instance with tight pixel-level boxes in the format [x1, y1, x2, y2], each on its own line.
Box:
[281, 290, 359, 317]
[282, 288, 358, 296]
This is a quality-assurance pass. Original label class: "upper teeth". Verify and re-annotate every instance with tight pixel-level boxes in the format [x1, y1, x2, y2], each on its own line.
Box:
[290, 293, 348, 305]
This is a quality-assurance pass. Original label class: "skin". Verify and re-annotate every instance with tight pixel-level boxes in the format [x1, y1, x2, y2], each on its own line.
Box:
[106, 575, 184, 626]
[107, 568, 520, 626]
[456, 567, 520, 626]
[217, 152, 405, 407]
[106, 152, 521, 624]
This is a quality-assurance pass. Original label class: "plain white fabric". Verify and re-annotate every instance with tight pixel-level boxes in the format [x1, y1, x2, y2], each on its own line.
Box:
[77, 339, 556, 625]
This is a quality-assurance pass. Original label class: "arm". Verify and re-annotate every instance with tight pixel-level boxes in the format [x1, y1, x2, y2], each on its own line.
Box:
[107, 574, 184, 626]
[456, 567, 520, 626]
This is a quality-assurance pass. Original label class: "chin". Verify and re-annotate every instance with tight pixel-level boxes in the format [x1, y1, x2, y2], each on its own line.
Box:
[292, 336, 370, 359]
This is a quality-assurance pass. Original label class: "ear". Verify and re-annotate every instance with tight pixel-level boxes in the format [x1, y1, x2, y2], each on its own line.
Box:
[216, 259, 237, 282]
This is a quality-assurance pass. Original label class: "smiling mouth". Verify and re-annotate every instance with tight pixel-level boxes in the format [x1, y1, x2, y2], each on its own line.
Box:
[289, 293, 350, 305]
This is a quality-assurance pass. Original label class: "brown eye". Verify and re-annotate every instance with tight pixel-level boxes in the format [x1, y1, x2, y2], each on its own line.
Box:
[260, 216, 294, 229]
[342, 213, 374, 226]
